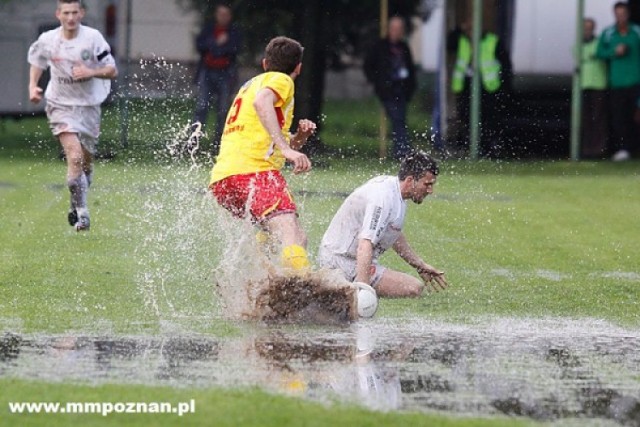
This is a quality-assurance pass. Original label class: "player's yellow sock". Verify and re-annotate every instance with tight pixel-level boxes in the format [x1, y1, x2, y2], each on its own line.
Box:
[281, 244, 310, 271]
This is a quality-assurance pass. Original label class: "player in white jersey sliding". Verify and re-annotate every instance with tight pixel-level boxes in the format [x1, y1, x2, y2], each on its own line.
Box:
[318, 150, 448, 297]
[28, 0, 117, 231]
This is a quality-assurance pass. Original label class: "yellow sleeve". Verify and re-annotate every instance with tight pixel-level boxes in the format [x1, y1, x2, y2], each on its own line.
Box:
[261, 73, 294, 108]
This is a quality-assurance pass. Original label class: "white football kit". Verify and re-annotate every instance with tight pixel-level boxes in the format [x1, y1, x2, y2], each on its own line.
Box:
[28, 25, 115, 152]
[318, 176, 407, 286]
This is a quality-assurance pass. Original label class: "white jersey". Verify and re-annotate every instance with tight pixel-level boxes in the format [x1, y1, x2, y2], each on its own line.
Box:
[320, 176, 407, 260]
[28, 25, 115, 106]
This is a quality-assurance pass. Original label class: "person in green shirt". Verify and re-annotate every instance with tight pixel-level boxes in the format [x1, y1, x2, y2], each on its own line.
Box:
[580, 18, 609, 159]
[596, 1, 640, 161]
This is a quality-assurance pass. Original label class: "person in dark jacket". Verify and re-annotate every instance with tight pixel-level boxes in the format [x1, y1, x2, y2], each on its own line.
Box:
[364, 16, 417, 160]
[193, 3, 242, 151]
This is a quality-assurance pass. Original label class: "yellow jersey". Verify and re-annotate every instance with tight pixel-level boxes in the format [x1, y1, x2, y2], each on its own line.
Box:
[209, 71, 295, 185]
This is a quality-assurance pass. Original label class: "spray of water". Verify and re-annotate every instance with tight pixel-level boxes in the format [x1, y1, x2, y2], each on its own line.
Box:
[124, 119, 330, 324]
[166, 121, 205, 170]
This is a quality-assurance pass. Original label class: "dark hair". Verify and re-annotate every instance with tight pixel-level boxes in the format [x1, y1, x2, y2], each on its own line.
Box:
[215, 3, 232, 12]
[58, 0, 82, 5]
[614, 2, 628, 10]
[398, 150, 439, 181]
[264, 36, 304, 74]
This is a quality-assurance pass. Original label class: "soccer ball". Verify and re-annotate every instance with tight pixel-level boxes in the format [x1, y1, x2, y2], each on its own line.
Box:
[353, 282, 378, 318]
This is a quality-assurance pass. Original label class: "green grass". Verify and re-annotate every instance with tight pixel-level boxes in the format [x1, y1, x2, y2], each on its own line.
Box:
[1, 101, 640, 426]
[318, 97, 432, 156]
[299, 159, 640, 324]
[0, 379, 532, 427]
[3, 152, 638, 329]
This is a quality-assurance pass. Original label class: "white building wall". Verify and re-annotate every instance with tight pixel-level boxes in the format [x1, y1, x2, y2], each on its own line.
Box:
[512, 0, 618, 74]
[117, 0, 200, 61]
[419, 5, 445, 71]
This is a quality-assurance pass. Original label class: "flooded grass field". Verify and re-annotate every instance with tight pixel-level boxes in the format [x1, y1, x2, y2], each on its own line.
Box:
[2, 317, 639, 426]
[2, 112, 640, 425]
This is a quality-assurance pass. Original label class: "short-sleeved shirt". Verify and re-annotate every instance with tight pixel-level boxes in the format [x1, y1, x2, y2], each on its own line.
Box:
[209, 71, 295, 185]
[27, 25, 115, 106]
[319, 176, 407, 260]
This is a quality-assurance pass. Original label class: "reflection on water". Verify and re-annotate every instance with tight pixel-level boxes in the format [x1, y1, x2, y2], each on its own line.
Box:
[1, 318, 639, 426]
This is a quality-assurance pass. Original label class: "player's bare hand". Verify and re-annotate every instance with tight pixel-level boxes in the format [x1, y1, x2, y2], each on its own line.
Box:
[216, 33, 229, 45]
[29, 86, 43, 104]
[418, 265, 448, 292]
[295, 119, 317, 141]
[72, 63, 94, 80]
[282, 147, 311, 174]
[289, 120, 317, 150]
[615, 43, 628, 57]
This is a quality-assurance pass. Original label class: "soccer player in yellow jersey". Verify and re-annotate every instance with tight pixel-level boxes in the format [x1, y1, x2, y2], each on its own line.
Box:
[210, 36, 316, 271]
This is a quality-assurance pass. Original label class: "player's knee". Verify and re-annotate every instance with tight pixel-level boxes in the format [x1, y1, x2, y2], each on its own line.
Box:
[65, 147, 84, 168]
[402, 278, 424, 298]
[406, 284, 424, 298]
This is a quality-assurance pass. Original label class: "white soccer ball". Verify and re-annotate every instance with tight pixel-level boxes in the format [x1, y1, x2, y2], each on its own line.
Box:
[354, 282, 378, 318]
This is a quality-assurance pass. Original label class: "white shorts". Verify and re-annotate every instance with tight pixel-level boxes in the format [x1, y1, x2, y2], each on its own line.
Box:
[316, 248, 386, 288]
[45, 102, 101, 155]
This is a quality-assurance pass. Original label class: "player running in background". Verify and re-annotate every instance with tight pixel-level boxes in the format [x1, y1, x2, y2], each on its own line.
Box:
[28, 0, 117, 231]
[318, 151, 448, 297]
[209, 36, 316, 271]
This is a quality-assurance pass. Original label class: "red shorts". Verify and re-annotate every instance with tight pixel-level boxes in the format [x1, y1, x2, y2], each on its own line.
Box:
[210, 170, 297, 223]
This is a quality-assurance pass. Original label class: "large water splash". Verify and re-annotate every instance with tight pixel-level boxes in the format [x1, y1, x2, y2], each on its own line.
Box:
[122, 119, 297, 323]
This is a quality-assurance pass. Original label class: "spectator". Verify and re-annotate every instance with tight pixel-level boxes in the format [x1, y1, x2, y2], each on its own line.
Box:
[193, 3, 242, 152]
[596, 1, 640, 161]
[364, 16, 417, 160]
[448, 21, 512, 158]
[27, 0, 117, 231]
[579, 18, 609, 159]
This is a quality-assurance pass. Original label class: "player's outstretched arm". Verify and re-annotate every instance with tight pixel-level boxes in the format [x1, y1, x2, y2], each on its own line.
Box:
[392, 233, 448, 291]
[254, 88, 311, 174]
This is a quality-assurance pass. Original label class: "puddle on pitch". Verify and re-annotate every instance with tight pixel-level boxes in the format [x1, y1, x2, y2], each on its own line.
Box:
[1, 318, 640, 426]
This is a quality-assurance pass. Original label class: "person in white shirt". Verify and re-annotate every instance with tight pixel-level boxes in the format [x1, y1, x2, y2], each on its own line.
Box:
[28, 0, 117, 231]
[318, 151, 448, 297]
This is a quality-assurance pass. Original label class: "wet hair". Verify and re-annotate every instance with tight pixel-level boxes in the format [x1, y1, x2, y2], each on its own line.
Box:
[264, 37, 304, 74]
[398, 150, 439, 181]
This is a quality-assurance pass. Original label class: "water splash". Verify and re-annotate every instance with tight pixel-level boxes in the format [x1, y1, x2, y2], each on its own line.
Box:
[166, 121, 205, 170]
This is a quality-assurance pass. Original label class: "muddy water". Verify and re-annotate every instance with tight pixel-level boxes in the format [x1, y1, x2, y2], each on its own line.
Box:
[1, 318, 639, 426]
